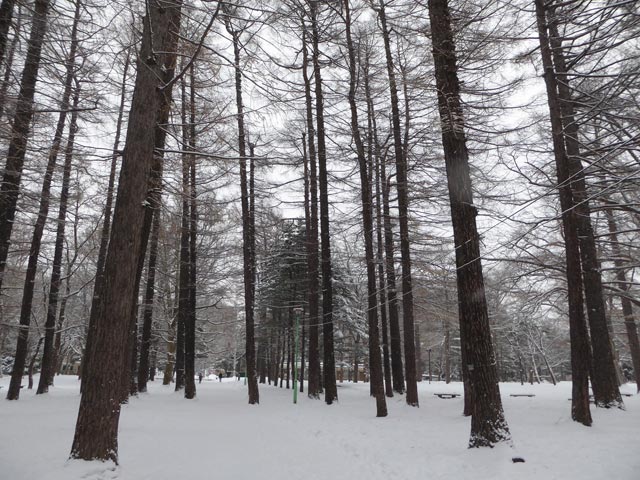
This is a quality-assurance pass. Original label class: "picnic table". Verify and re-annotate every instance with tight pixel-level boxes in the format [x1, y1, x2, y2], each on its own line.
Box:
[510, 394, 535, 397]
[434, 393, 460, 399]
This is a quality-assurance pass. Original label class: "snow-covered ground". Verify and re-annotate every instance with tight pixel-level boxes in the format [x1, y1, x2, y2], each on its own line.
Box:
[1, 375, 637, 480]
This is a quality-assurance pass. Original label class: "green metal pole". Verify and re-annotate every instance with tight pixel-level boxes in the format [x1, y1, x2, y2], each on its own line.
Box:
[293, 307, 302, 404]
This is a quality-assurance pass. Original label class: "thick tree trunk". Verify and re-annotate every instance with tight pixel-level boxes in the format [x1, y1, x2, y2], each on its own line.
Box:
[81, 49, 130, 391]
[301, 16, 321, 400]
[376, 0, 418, 406]
[0, 0, 50, 294]
[124, 71, 171, 402]
[534, 0, 592, 426]
[70, 1, 182, 462]
[309, 0, 337, 405]
[545, 13, 623, 409]
[344, 0, 386, 417]
[428, 0, 510, 446]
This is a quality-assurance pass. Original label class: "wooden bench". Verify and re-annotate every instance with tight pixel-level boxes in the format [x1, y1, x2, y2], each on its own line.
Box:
[434, 393, 460, 399]
[510, 394, 535, 397]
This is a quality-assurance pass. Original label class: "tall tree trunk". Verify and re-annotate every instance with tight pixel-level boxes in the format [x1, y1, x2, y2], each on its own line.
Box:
[226, 20, 258, 405]
[545, 10, 623, 409]
[301, 17, 321, 400]
[371, 101, 393, 399]
[81, 48, 130, 391]
[365, 74, 405, 394]
[605, 208, 640, 392]
[279, 324, 286, 388]
[300, 309, 306, 393]
[124, 67, 171, 402]
[175, 77, 191, 393]
[53, 200, 81, 381]
[137, 199, 161, 393]
[534, 0, 592, 426]
[70, 1, 182, 462]
[0, 0, 51, 295]
[428, 0, 510, 446]
[184, 63, 198, 400]
[38, 80, 81, 394]
[286, 313, 292, 389]
[344, 0, 386, 417]
[7, 0, 80, 401]
[0, 2, 20, 120]
[309, 0, 337, 405]
[376, 0, 418, 406]
[0, 0, 15, 67]
[363, 50, 394, 398]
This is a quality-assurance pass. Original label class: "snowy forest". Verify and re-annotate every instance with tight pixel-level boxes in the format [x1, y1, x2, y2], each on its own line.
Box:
[0, 0, 639, 478]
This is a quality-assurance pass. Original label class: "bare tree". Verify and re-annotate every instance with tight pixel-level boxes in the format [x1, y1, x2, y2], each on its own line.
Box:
[70, 0, 183, 462]
[427, 0, 511, 446]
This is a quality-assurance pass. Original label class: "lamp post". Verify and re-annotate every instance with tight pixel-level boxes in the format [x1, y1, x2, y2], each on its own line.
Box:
[428, 348, 432, 384]
[293, 307, 303, 404]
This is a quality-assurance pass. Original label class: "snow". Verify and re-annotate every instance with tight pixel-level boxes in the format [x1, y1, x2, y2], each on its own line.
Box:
[1, 375, 638, 480]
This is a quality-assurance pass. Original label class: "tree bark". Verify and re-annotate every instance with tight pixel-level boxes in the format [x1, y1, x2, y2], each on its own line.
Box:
[184, 63, 198, 400]
[428, 0, 510, 446]
[534, 0, 592, 426]
[81, 48, 130, 391]
[70, 1, 182, 462]
[364, 54, 394, 398]
[376, 0, 418, 406]
[175, 77, 191, 393]
[226, 19, 259, 404]
[309, 0, 337, 405]
[343, 0, 387, 417]
[545, 10, 623, 409]
[301, 14, 321, 400]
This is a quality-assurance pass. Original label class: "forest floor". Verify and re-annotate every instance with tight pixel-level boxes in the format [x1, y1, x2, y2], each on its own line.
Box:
[0, 374, 638, 480]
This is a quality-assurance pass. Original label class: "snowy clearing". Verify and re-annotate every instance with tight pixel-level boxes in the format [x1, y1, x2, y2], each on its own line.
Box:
[1, 375, 638, 480]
